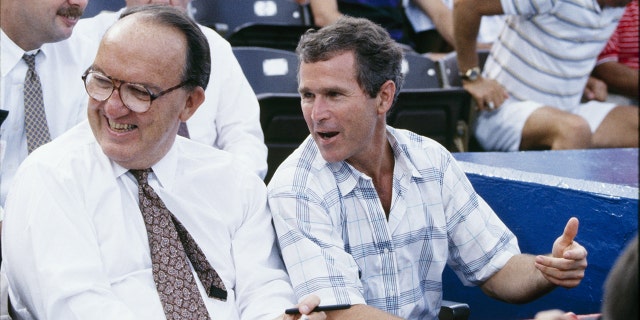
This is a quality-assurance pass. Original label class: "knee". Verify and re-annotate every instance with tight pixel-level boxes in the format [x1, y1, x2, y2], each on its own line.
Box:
[554, 115, 592, 149]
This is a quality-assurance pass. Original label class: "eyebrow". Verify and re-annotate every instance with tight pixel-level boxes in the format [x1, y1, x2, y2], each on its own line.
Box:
[89, 65, 162, 91]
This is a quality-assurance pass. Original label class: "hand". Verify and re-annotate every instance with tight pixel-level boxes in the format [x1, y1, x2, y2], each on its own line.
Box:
[281, 295, 326, 320]
[462, 77, 509, 112]
[534, 309, 579, 320]
[582, 76, 608, 102]
[535, 217, 588, 288]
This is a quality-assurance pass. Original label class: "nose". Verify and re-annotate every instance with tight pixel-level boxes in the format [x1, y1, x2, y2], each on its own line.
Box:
[309, 96, 330, 123]
[69, 0, 89, 10]
[102, 88, 131, 118]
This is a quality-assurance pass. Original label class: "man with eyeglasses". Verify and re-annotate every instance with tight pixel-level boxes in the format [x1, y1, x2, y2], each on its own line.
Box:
[75, 0, 269, 180]
[1, 6, 324, 320]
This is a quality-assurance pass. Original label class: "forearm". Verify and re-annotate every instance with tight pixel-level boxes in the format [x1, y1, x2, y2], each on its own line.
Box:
[414, 0, 456, 47]
[481, 254, 556, 304]
[326, 304, 404, 320]
[309, 0, 342, 27]
[453, 0, 483, 70]
[592, 62, 639, 98]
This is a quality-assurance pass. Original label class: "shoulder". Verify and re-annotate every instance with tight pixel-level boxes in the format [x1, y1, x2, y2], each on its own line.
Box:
[267, 137, 330, 190]
[175, 138, 263, 181]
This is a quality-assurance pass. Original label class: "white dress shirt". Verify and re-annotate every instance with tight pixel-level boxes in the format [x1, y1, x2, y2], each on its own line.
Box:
[75, 10, 269, 179]
[1, 121, 294, 320]
[0, 30, 95, 207]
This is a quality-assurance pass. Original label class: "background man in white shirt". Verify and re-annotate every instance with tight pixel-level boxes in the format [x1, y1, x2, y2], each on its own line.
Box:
[0, 0, 94, 222]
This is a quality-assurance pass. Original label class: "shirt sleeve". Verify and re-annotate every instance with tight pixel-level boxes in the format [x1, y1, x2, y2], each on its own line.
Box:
[441, 155, 521, 286]
[268, 176, 367, 307]
[232, 172, 296, 320]
[2, 161, 140, 320]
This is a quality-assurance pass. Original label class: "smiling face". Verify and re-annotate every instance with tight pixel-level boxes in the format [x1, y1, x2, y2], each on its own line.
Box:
[2, 0, 87, 50]
[299, 51, 392, 166]
[87, 13, 203, 169]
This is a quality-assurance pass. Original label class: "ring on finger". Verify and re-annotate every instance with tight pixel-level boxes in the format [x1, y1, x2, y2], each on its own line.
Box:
[486, 101, 495, 110]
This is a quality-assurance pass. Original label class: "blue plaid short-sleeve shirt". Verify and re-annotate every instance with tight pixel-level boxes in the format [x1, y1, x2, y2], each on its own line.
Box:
[267, 127, 520, 319]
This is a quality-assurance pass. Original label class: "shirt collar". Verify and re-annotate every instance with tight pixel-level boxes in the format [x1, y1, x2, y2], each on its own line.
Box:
[1, 29, 54, 78]
[329, 126, 422, 197]
[111, 138, 181, 191]
[1, 29, 26, 78]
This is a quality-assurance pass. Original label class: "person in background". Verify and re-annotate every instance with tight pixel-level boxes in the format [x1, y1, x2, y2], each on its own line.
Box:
[300, 0, 411, 47]
[1, 5, 324, 320]
[403, 0, 504, 54]
[0, 0, 95, 212]
[75, 0, 269, 179]
[453, 0, 638, 151]
[589, 0, 638, 106]
[268, 16, 588, 319]
[534, 234, 638, 320]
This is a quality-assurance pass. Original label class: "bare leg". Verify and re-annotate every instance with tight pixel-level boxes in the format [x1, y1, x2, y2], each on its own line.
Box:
[520, 106, 592, 150]
[592, 105, 639, 148]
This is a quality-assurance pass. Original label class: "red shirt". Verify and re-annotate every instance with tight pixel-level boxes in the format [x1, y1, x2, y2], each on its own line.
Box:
[597, 0, 639, 69]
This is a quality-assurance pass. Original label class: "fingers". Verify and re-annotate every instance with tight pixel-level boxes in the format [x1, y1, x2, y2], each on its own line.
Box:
[297, 295, 321, 314]
[535, 248, 587, 288]
[534, 310, 578, 320]
[466, 79, 508, 111]
[282, 295, 326, 320]
[559, 217, 579, 247]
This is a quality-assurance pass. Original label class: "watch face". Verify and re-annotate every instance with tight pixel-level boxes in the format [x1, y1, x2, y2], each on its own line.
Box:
[466, 68, 479, 81]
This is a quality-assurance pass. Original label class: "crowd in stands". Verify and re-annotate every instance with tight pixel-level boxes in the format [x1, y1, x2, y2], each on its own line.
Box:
[0, 0, 637, 319]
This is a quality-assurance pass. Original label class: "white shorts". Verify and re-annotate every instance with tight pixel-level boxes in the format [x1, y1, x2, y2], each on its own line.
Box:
[473, 98, 617, 151]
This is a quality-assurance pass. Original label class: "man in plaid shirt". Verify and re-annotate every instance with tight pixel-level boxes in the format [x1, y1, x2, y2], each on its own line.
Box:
[267, 16, 588, 320]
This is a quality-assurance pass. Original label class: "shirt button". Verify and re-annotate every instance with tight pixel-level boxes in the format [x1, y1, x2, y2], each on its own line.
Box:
[383, 248, 389, 254]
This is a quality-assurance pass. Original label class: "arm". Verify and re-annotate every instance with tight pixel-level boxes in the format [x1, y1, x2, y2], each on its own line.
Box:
[413, 0, 456, 47]
[308, 0, 342, 27]
[2, 165, 140, 319]
[453, 0, 508, 110]
[325, 304, 403, 320]
[480, 217, 587, 303]
[592, 61, 639, 99]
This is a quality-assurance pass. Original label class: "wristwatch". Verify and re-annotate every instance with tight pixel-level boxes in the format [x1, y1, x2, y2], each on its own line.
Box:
[459, 67, 481, 82]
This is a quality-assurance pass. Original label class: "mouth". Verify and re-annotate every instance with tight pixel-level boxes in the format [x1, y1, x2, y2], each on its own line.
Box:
[317, 131, 339, 140]
[108, 119, 137, 133]
[57, 6, 83, 23]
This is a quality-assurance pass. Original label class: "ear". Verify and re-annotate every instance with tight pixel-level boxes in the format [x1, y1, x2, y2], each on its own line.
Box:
[377, 80, 396, 115]
[178, 86, 205, 122]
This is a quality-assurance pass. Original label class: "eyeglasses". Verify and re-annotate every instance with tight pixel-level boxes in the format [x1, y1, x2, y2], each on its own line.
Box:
[81, 69, 189, 113]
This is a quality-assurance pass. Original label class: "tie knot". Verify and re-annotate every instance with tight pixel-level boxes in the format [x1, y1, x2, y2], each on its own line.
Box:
[22, 53, 38, 70]
[130, 168, 153, 184]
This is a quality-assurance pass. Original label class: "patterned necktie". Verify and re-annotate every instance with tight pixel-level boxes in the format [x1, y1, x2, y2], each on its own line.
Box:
[22, 53, 51, 153]
[130, 169, 227, 320]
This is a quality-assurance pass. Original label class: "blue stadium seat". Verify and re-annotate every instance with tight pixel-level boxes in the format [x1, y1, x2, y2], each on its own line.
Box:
[232, 46, 299, 97]
[191, 0, 314, 51]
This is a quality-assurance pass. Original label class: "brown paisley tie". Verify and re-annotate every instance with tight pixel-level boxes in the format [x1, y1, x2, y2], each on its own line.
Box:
[130, 169, 227, 320]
